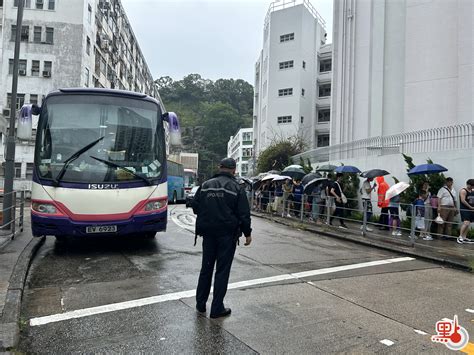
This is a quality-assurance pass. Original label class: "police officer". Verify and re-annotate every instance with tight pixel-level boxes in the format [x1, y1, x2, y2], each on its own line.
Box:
[192, 157, 252, 318]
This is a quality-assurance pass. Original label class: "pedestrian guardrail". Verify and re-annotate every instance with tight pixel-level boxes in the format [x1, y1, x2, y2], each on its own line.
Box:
[1, 190, 28, 240]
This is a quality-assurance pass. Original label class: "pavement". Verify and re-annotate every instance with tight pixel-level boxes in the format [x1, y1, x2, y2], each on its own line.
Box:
[0, 216, 44, 351]
[251, 211, 474, 271]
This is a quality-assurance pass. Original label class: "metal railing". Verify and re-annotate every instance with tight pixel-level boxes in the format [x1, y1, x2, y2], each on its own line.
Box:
[293, 123, 474, 163]
[250, 191, 471, 247]
[1, 189, 28, 240]
[265, 0, 326, 28]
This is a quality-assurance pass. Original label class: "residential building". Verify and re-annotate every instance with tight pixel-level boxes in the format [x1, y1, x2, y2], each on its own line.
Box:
[168, 152, 199, 174]
[0, 0, 158, 190]
[294, 0, 474, 189]
[253, 0, 330, 158]
[227, 128, 253, 177]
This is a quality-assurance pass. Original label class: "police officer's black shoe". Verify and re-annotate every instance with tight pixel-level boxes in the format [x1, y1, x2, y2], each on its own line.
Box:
[210, 308, 231, 319]
[196, 304, 206, 313]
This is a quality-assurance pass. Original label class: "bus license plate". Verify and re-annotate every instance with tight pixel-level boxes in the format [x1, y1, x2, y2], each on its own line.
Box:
[86, 225, 117, 234]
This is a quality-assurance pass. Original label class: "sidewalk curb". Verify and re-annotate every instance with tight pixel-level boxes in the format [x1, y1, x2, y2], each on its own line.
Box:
[0, 236, 45, 351]
[252, 213, 473, 272]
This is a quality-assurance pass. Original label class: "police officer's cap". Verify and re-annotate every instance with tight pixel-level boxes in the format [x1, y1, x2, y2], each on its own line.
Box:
[219, 157, 236, 169]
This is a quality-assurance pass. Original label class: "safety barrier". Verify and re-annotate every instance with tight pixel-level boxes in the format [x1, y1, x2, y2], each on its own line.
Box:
[0, 190, 28, 240]
[250, 191, 470, 247]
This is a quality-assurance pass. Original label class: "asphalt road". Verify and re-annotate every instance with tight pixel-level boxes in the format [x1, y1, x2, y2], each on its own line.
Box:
[18, 205, 474, 353]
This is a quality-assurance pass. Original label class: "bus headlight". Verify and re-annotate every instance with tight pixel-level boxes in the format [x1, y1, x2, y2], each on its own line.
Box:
[32, 202, 57, 214]
[144, 200, 167, 211]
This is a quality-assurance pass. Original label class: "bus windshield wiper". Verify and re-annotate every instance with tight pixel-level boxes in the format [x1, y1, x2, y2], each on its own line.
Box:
[54, 136, 104, 186]
[89, 156, 152, 186]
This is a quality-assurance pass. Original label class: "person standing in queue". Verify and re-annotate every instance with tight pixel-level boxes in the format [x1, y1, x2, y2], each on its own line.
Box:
[192, 158, 252, 318]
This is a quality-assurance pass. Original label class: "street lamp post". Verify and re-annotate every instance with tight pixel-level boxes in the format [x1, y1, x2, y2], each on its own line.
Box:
[3, 0, 25, 229]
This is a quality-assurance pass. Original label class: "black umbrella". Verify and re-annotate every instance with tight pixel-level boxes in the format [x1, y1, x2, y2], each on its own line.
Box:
[282, 165, 306, 180]
[316, 164, 337, 172]
[303, 178, 328, 195]
[266, 170, 281, 175]
[237, 177, 252, 185]
[302, 172, 322, 185]
[360, 169, 390, 179]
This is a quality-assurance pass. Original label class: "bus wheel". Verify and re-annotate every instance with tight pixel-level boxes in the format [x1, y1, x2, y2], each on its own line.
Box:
[172, 191, 177, 204]
[55, 235, 67, 243]
[140, 232, 155, 239]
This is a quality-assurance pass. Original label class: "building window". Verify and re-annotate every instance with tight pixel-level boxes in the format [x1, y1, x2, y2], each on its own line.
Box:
[8, 59, 13, 74]
[301, 88, 305, 96]
[277, 115, 292, 124]
[0, 0, 3, 6]
[318, 83, 331, 97]
[19, 59, 27, 74]
[84, 67, 90, 87]
[35, 0, 43, 9]
[100, 58, 106, 74]
[7, 93, 25, 109]
[33, 26, 42, 42]
[320, 58, 332, 72]
[317, 134, 330, 147]
[43, 61, 52, 77]
[45, 27, 54, 44]
[88, 4, 92, 23]
[302, 61, 306, 69]
[318, 108, 330, 123]
[301, 116, 304, 123]
[30, 94, 38, 105]
[280, 32, 294, 42]
[48, 0, 55, 10]
[279, 60, 294, 70]
[278, 88, 293, 97]
[11, 25, 17, 41]
[26, 163, 34, 180]
[242, 132, 252, 143]
[86, 36, 91, 55]
[21, 26, 29, 41]
[15, 163, 22, 179]
[31, 60, 40, 76]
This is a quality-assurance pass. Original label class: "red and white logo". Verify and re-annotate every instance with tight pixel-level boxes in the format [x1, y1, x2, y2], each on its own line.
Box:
[431, 315, 469, 351]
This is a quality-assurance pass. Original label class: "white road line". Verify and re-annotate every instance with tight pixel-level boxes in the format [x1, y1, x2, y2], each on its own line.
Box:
[170, 213, 195, 233]
[466, 309, 474, 314]
[380, 339, 395, 346]
[414, 329, 428, 335]
[29, 257, 414, 327]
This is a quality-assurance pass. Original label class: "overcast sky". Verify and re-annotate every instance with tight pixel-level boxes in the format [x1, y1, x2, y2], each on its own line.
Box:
[120, 0, 333, 84]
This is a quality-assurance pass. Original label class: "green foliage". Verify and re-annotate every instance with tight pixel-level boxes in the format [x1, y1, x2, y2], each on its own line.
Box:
[156, 74, 254, 180]
[256, 137, 305, 173]
[341, 173, 360, 212]
[299, 157, 313, 174]
[399, 154, 446, 207]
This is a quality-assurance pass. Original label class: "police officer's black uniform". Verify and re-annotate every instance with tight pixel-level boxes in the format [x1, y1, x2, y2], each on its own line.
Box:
[192, 158, 252, 318]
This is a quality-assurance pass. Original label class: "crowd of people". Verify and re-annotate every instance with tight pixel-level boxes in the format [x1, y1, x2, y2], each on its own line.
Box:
[250, 174, 474, 245]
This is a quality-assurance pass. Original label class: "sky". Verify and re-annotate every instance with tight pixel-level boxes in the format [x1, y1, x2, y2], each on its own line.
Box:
[120, 0, 333, 83]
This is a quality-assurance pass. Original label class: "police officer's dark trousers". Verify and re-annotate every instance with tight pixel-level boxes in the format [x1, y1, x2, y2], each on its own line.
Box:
[196, 233, 237, 315]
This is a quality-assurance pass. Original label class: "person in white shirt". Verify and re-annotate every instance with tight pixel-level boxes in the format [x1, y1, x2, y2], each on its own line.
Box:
[436, 177, 457, 237]
[360, 178, 374, 232]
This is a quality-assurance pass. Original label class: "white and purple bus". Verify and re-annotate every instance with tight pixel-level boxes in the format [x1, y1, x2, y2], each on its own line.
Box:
[25, 88, 180, 239]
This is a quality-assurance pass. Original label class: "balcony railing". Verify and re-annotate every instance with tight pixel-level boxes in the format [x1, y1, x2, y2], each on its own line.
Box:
[293, 123, 474, 163]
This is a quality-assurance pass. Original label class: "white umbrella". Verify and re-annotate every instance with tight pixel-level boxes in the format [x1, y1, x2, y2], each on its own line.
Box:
[385, 182, 410, 200]
[273, 175, 292, 181]
[261, 174, 280, 181]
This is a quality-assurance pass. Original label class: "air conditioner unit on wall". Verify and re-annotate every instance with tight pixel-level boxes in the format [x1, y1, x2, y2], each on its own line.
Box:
[2, 109, 11, 117]
[42, 71, 51, 77]
[18, 69, 26, 76]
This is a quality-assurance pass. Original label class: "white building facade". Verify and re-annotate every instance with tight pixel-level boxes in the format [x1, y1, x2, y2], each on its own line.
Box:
[253, 0, 331, 158]
[227, 128, 253, 177]
[0, 0, 158, 190]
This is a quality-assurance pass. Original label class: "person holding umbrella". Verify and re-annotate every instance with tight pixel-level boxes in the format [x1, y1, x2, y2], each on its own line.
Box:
[329, 173, 348, 229]
[360, 177, 375, 232]
[376, 176, 390, 230]
[282, 178, 293, 217]
[458, 179, 474, 244]
[292, 179, 304, 218]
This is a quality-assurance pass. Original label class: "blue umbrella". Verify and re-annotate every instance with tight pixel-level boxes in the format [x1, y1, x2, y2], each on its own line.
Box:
[335, 165, 361, 174]
[408, 163, 447, 175]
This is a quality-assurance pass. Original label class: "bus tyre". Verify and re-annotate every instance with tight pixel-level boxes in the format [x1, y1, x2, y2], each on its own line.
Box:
[172, 191, 177, 204]
[141, 232, 155, 239]
[55, 235, 67, 243]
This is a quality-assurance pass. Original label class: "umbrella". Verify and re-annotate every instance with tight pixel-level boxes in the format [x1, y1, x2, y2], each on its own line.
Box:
[408, 163, 448, 175]
[385, 182, 410, 200]
[237, 177, 252, 185]
[266, 170, 281, 175]
[360, 169, 390, 179]
[282, 165, 305, 179]
[261, 174, 280, 181]
[316, 164, 337, 172]
[303, 178, 329, 195]
[273, 175, 292, 181]
[302, 172, 322, 185]
[335, 165, 361, 174]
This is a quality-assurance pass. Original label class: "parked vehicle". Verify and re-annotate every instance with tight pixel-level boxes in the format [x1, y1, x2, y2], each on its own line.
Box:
[185, 186, 199, 208]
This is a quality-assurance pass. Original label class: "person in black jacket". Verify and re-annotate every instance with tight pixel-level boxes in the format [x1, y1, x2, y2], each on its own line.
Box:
[192, 157, 252, 318]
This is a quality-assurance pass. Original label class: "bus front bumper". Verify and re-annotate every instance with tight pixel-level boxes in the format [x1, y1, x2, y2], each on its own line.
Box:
[31, 211, 167, 237]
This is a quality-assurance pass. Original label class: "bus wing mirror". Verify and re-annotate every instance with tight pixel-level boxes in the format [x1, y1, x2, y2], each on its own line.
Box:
[163, 111, 182, 146]
[17, 104, 34, 140]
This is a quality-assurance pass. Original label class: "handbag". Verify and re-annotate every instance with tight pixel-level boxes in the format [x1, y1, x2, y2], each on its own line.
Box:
[336, 182, 348, 204]
[415, 216, 425, 230]
[434, 215, 444, 224]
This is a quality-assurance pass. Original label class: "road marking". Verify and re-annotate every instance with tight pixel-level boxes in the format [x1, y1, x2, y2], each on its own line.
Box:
[29, 257, 414, 327]
[466, 309, 474, 314]
[380, 339, 394, 346]
[170, 211, 195, 233]
[413, 329, 427, 335]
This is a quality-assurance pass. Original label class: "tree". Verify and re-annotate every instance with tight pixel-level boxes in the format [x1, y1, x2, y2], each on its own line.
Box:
[299, 157, 313, 174]
[256, 137, 305, 173]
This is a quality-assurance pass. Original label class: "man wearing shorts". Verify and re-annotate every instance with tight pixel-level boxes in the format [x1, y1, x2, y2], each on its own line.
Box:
[458, 179, 474, 244]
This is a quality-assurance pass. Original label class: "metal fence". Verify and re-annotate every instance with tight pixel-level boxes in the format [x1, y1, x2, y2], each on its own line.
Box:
[1, 190, 28, 240]
[293, 123, 474, 163]
[250, 191, 468, 247]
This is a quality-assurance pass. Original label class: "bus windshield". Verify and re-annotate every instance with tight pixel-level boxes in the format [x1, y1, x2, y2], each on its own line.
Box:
[34, 94, 166, 184]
